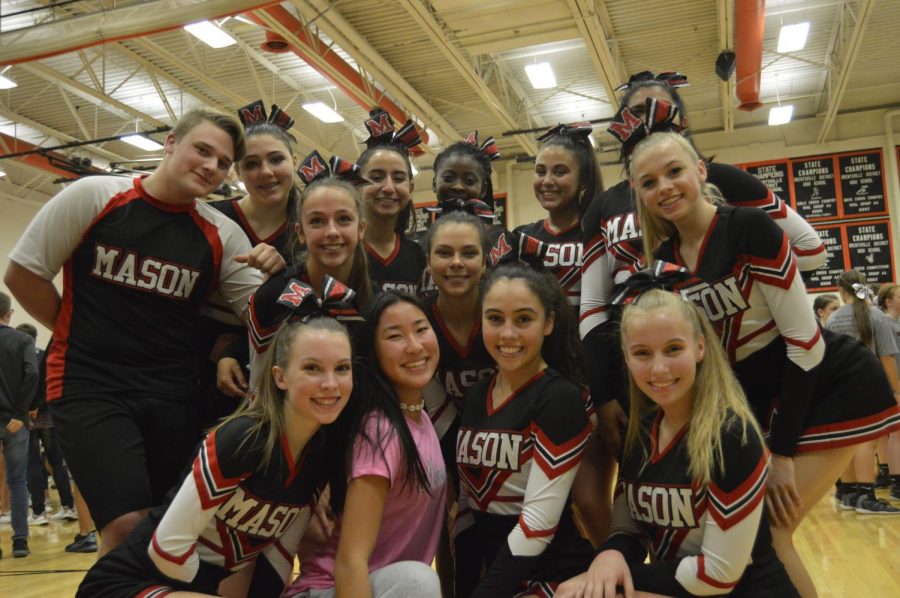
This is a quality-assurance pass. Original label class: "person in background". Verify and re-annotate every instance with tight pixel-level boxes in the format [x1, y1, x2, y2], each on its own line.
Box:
[0, 291, 38, 558]
[813, 294, 840, 328]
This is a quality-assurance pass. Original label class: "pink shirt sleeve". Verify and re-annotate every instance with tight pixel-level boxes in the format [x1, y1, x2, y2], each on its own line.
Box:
[350, 414, 401, 485]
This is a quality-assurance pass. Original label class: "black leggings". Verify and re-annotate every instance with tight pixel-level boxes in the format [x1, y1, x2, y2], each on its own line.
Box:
[28, 426, 74, 514]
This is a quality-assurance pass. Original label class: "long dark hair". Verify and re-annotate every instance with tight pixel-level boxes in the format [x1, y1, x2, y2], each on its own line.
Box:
[536, 133, 603, 219]
[357, 144, 416, 236]
[836, 270, 874, 349]
[329, 291, 433, 513]
[238, 122, 300, 238]
[482, 264, 585, 385]
[433, 141, 495, 206]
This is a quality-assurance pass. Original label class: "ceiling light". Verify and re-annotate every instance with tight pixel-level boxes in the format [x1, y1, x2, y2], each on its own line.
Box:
[184, 21, 236, 49]
[777, 22, 810, 53]
[121, 134, 164, 151]
[410, 164, 419, 178]
[0, 167, 6, 178]
[525, 63, 557, 89]
[302, 102, 344, 123]
[0, 73, 16, 89]
[768, 105, 794, 126]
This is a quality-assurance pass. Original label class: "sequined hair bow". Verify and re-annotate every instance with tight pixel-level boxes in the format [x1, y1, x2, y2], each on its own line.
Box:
[237, 100, 294, 130]
[607, 97, 682, 159]
[363, 108, 422, 152]
[276, 275, 363, 323]
[851, 283, 875, 302]
[611, 261, 693, 305]
[465, 130, 501, 162]
[297, 149, 370, 187]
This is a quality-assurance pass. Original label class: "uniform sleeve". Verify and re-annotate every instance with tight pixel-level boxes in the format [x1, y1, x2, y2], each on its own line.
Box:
[580, 192, 623, 407]
[148, 420, 256, 583]
[208, 215, 263, 323]
[712, 163, 826, 272]
[873, 311, 899, 358]
[731, 208, 824, 456]
[8, 176, 131, 279]
[471, 381, 592, 597]
[629, 420, 769, 596]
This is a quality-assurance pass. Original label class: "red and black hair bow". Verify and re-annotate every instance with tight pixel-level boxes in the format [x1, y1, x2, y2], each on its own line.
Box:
[237, 100, 295, 130]
[614, 70, 689, 93]
[607, 97, 682, 159]
[427, 197, 494, 222]
[276, 275, 363, 323]
[537, 122, 593, 143]
[297, 149, 370, 187]
[465, 130, 501, 162]
[610, 261, 693, 306]
[363, 108, 422, 152]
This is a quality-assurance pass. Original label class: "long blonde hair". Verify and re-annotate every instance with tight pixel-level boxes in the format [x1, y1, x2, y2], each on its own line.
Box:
[620, 290, 763, 486]
[218, 317, 351, 471]
[627, 132, 724, 267]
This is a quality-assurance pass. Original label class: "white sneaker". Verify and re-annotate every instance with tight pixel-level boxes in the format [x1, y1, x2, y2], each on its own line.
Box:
[50, 507, 78, 521]
[0, 511, 10, 524]
[28, 512, 49, 526]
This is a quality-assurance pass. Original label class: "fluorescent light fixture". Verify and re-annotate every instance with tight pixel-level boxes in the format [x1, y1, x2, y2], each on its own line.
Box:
[0, 73, 16, 89]
[121, 134, 164, 151]
[525, 62, 557, 89]
[0, 167, 6, 178]
[302, 102, 344, 123]
[184, 21, 236, 49]
[410, 164, 419, 178]
[768, 105, 794, 126]
[777, 22, 810, 53]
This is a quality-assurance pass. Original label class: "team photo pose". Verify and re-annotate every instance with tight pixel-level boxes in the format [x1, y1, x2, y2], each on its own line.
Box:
[558, 289, 798, 598]
[630, 131, 899, 597]
[456, 264, 594, 597]
[77, 317, 353, 597]
[357, 109, 427, 295]
[247, 166, 372, 389]
[289, 291, 445, 598]
[4, 108, 261, 554]
[514, 122, 601, 309]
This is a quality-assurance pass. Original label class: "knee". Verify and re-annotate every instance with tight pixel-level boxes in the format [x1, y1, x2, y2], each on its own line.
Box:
[101, 510, 147, 544]
[374, 561, 441, 598]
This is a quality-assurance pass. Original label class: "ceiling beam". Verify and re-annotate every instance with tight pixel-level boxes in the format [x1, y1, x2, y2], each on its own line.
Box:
[817, 0, 875, 144]
[291, 0, 460, 148]
[398, 0, 537, 155]
[564, 0, 624, 105]
[0, 0, 281, 65]
[0, 105, 128, 163]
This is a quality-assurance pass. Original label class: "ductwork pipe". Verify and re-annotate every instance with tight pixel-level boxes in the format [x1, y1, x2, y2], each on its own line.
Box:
[735, 0, 765, 112]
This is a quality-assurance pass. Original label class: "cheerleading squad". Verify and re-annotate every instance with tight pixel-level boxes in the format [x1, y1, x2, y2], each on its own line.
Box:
[4, 71, 900, 598]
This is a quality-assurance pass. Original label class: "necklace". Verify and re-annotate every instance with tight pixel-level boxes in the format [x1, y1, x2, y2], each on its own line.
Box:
[399, 399, 425, 412]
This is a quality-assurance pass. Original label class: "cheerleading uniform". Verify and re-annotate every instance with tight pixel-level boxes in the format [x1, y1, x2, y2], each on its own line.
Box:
[209, 197, 294, 262]
[365, 233, 427, 295]
[9, 175, 261, 529]
[604, 412, 798, 597]
[513, 220, 582, 308]
[655, 205, 825, 457]
[580, 163, 826, 410]
[77, 416, 327, 597]
[456, 369, 594, 597]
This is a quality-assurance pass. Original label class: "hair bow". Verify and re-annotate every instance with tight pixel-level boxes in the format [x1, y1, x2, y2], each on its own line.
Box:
[611, 261, 693, 305]
[297, 149, 370, 187]
[614, 70, 690, 93]
[607, 97, 682, 159]
[514, 231, 550, 268]
[426, 198, 494, 221]
[237, 100, 295, 130]
[537, 122, 593, 143]
[276, 275, 363, 323]
[465, 131, 501, 162]
[851, 283, 875, 302]
[363, 108, 422, 152]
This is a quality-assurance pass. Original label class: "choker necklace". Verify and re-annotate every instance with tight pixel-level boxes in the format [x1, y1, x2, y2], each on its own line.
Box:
[400, 400, 425, 412]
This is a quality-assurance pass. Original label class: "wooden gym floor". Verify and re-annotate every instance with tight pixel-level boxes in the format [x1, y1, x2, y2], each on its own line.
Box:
[1, 490, 898, 596]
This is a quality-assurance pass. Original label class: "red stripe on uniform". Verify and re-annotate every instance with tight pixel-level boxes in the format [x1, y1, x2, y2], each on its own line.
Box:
[150, 532, 196, 565]
[696, 554, 739, 589]
[189, 208, 225, 301]
[517, 514, 557, 539]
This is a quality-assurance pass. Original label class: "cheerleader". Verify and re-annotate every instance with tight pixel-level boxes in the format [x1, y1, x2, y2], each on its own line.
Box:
[77, 316, 354, 597]
[457, 264, 594, 597]
[558, 289, 798, 598]
[288, 291, 445, 598]
[513, 122, 602, 309]
[357, 108, 427, 295]
[246, 155, 372, 391]
[630, 131, 900, 596]
[580, 72, 825, 453]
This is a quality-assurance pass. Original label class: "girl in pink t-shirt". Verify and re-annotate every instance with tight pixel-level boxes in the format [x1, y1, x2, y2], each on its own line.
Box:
[288, 291, 446, 598]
